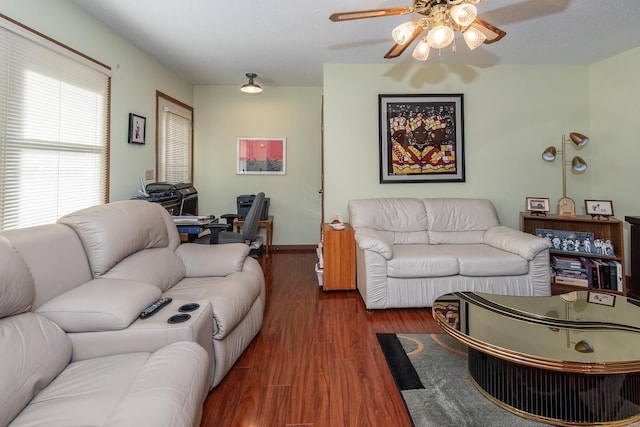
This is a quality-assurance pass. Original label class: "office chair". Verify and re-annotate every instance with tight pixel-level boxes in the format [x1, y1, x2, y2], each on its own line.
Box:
[194, 192, 265, 246]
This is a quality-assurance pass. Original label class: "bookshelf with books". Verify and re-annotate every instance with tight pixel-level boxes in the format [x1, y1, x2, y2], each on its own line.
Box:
[520, 213, 626, 295]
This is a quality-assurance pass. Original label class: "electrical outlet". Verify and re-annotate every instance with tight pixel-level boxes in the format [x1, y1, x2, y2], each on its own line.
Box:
[145, 169, 154, 180]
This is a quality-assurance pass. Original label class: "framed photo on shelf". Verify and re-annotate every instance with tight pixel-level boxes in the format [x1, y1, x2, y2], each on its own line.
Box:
[585, 200, 614, 219]
[379, 94, 464, 183]
[587, 291, 616, 307]
[128, 113, 146, 144]
[236, 137, 286, 175]
[526, 197, 550, 215]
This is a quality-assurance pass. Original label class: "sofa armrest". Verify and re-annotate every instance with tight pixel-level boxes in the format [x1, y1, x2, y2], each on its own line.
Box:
[35, 279, 161, 332]
[354, 228, 393, 260]
[484, 226, 551, 260]
[176, 242, 250, 277]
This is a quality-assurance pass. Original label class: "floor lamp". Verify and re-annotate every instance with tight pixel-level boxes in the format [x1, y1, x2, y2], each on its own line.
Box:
[541, 132, 589, 216]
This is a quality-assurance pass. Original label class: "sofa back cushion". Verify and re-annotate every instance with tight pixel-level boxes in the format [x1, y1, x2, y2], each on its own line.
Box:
[0, 236, 72, 427]
[0, 313, 72, 427]
[1, 224, 93, 310]
[58, 200, 173, 277]
[423, 198, 499, 244]
[348, 198, 429, 244]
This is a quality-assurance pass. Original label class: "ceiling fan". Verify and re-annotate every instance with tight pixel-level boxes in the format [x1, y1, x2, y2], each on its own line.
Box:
[329, 0, 506, 61]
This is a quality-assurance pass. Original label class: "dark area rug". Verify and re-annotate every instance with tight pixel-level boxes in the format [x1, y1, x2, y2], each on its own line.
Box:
[377, 333, 553, 427]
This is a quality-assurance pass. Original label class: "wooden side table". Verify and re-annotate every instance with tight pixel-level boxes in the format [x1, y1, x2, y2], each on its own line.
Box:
[321, 223, 356, 291]
[233, 215, 273, 256]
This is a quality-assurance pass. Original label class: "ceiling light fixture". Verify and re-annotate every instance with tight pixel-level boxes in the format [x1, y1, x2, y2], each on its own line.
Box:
[387, 0, 501, 61]
[240, 73, 262, 94]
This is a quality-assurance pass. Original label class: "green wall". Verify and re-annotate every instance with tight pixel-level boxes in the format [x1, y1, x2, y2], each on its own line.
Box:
[323, 63, 591, 230]
[193, 86, 322, 245]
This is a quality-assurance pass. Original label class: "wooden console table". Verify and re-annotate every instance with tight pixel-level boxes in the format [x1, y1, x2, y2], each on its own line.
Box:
[233, 216, 273, 256]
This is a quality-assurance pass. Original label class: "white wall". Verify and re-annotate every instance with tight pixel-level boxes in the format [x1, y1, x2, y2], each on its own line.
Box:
[2, 0, 194, 202]
[193, 86, 323, 245]
[323, 63, 591, 230]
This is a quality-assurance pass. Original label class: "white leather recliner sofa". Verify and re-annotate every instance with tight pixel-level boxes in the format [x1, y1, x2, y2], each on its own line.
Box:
[348, 198, 551, 309]
[0, 234, 210, 427]
[0, 200, 265, 390]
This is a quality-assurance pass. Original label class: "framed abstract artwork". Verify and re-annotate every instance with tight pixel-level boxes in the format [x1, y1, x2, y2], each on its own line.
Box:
[237, 137, 286, 175]
[379, 94, 464, 183]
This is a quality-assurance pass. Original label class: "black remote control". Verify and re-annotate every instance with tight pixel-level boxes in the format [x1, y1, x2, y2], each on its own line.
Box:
[139, 297, 172, 319]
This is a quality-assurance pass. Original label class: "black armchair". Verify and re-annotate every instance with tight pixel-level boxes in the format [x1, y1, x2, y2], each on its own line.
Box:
[194, 192, 265, 246]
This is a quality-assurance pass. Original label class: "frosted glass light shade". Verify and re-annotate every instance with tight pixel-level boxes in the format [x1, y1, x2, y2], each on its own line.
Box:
[412, 39, 431, 60]
[427, 24, 454, 48]
[450, 3, 477, 27]
[392, 21, 418, 45]
[463, 27, 486, 50]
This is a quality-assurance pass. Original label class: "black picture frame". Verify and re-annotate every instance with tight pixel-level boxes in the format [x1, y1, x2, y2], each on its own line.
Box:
[379, 94, 464, 183]
[128, 113, 146, 144]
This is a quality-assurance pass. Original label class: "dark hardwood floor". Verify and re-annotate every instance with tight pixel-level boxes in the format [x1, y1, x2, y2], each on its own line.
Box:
[201, 250, 442, 427]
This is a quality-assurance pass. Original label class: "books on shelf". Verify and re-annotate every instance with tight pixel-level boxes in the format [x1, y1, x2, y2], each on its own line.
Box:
[551, 254, 623, 292]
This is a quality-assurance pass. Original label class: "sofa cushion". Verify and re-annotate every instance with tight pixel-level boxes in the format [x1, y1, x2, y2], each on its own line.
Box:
[58, 200, 171, 277]
[440, 244, 529, 276]
[35, 279, 162, 332]
[423, 198, 499, 244]
[0, 313, 72, 427]
[387, 245, 459, 278]
[0, 236, 34, 317]
[103, 247, 186, 292]
[9, 342, 208, 427]
[348, 198, 429, 244]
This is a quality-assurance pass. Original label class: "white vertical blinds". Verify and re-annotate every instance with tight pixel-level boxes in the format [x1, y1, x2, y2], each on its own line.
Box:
[0, 17, 110, 230]
[157, 99, 193, 184]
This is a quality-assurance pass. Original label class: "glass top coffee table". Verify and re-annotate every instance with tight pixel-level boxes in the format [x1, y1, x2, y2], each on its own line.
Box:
[433, 291, 640, 426]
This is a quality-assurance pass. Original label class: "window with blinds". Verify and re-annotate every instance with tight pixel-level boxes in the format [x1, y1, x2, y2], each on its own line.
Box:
[156, 92, 193, 184]
[0, 16, 110, 231]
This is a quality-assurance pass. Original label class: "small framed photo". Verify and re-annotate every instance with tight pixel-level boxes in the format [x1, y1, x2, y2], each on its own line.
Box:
[587, 291, 616, 307]
[585, 200, 614, 219]
[526, 197, 550, 215]
[128, 113, 146, 144]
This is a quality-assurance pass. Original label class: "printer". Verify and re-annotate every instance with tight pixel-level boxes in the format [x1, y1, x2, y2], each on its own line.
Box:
[133, 182, 198, 215]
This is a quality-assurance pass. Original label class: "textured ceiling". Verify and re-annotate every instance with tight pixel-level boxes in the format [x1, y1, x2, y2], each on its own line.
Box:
[71, 0, 640, 87]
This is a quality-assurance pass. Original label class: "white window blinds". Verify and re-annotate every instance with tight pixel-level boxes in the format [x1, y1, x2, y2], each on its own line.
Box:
[157, 94, 193, 184]
[0, 16, 111, 230]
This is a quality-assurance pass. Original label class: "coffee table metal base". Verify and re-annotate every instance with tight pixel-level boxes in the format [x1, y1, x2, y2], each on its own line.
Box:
[468, 348, 640, 426]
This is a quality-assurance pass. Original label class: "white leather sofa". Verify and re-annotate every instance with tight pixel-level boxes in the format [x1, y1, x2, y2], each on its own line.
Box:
[0, 234, 210, 427]
[0, 200, 265, 390]
[348, 198, 551, 309]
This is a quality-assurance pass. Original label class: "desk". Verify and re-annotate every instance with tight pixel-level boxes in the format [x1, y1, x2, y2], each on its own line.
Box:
[173, 216, 216, 242]
[233, 216, 273, 256]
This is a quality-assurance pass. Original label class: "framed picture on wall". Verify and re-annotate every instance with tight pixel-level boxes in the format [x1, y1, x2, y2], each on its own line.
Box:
[128, 113, 146, 144]
[379, 94, 465, 183]
[237, 137, 286, 175]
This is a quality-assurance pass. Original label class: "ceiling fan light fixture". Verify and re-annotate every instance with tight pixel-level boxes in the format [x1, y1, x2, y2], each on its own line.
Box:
[426, 23, 454, 49]
[412, 38, 431, 61]
[240, 73, 262, 94]
[392, 21, 418, 45]
[450, 3, 477, 27]
[463, 26, 487, 50]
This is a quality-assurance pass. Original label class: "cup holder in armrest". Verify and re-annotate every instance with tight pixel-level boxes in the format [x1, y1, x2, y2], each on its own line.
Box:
[168, 313, 191, 324]
[179, 303, 200, 312]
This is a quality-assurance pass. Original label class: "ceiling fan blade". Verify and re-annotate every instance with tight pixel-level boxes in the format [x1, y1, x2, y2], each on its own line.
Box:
[470, 17, 506, 44]
[329, 7, 410, 22]
[383, 26, 424, 59]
